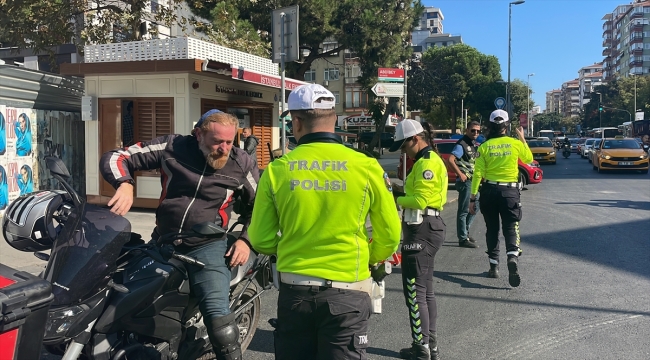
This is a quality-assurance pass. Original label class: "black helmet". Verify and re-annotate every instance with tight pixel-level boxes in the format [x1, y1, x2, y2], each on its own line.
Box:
[3, 190, 70, 252]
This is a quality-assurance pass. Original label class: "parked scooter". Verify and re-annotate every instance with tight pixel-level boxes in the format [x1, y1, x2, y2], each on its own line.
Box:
[1, 157, 273, 360]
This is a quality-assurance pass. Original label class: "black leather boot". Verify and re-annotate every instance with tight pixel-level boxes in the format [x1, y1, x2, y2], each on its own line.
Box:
[488, 263, 499, 278]
[399, 337, 437, 360]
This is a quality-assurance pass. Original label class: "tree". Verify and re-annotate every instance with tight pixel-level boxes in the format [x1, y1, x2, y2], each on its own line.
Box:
[581, 76, 650, 129]
[533, 112, 563, 132]
[188, 0, 424, 81]
[407, 44, 502, 133]
[0, 0, 189, 59]
[507, 78, 535, 127]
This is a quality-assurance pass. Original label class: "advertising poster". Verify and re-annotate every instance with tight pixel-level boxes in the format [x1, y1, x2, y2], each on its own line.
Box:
[3, 107, 38, 209]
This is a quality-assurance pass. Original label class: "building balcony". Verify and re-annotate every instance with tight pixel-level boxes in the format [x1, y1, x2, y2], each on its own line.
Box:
[630, 58, 643, 66]
[630, 22, 644, 31]
[630, 35, 644, 44]
[602, 38, 612, 47]
[631, 46, 644, 54]
[630, 10, 644, 18]
[602, 48, 611, 56]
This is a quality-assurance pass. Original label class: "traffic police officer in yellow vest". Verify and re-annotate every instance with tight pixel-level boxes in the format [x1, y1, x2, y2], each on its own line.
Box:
[469, 109, 533, 287]
[390, 120, 447, 360]
[248, 84, 401, 360]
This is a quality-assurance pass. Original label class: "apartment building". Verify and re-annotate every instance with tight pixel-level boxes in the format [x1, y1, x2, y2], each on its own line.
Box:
[545, 89, 561, 114]
[602, 0, 650, 80]
[578, 63, 604, 108]
[411, 7, 445, 46]
[560, 79, 581, 118]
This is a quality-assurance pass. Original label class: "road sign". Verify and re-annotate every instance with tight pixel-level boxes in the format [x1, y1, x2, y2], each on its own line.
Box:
[371, 83, 404, 97]
[378, 68, 404, 82]
[271, 6, 299, 63]
[494, 97, 506, 109]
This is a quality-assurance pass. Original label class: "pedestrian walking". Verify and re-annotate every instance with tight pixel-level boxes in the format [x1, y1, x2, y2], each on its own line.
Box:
[448, 121, 482, 248]
[389, 120, 447, 360]
[469, 109, 533, 287]
[248, 84, 401, 360]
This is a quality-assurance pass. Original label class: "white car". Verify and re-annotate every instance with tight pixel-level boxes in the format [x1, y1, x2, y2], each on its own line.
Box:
[581, 138, 595, 159]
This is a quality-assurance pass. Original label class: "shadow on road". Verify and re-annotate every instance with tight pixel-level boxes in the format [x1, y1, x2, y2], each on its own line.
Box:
[525, 219, 649, 280]
[435, 271, 511, 290]
[367, 347, 401, 358]
[246, 328, 274, 354]
[555, 199, 650, 211]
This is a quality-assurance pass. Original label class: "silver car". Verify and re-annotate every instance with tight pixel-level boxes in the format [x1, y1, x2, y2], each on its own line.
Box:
[581, 138, 595, 159]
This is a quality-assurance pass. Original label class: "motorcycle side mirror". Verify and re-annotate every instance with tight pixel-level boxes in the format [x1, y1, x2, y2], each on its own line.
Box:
[191, 222, 226, 236]
[45, 156, 71, 179]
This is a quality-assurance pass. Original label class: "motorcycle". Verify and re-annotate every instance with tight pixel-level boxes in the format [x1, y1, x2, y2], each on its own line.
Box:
[3, 157, 273, 360]
[562, 144, 571, 158]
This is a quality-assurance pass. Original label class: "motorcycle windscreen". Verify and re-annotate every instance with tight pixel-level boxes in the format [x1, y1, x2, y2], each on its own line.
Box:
[43, 204, 131, 306]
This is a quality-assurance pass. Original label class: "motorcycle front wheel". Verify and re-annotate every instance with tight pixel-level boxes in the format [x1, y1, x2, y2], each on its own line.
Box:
[231, 283, 262, 352]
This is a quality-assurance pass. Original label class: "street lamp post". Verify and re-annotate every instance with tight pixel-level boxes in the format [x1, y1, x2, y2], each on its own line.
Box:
[507, 0, 525, 131]
[630, 72, 637, 116]
[596, 92, 603, 129]
[527, 73, 534, 136]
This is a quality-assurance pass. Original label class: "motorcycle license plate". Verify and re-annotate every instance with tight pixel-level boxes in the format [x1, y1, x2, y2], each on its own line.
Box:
[618, 161, 633, 165]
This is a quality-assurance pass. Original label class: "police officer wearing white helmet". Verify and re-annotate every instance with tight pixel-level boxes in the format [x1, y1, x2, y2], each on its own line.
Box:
[390, 119, 447, 360]
[469, 109, 533, 287]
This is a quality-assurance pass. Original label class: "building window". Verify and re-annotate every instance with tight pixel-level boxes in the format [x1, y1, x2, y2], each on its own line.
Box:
[333, 91, 340, 104]
[429, 20, 434, 27]
[345, 87, 368, 109]
[323, 41, 339, 56]
[432, 28, 438, 34]
[324, 68, 340, 81]
[304, 69, 316, 83]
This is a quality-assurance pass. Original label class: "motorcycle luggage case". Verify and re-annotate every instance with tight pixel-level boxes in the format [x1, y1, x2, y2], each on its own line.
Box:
[0, 263, 54, 360]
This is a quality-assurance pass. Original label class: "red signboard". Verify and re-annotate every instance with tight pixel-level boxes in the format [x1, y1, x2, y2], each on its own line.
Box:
[378, 68, 404, 79]
[231, 67, 307, 91]
[519, 113, 528, 128]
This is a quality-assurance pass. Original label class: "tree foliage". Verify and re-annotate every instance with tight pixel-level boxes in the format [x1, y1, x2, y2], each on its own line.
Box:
[582, 75, 650, 129]
[0, 0, 189, 57]
[407, 44, 504, 133]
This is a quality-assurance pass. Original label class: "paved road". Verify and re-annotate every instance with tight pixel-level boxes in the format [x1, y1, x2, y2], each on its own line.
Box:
[242, 155, 650, 360]
[2, 153, 647, 359]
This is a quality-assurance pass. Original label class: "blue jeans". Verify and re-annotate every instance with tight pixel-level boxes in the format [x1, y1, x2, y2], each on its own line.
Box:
[456, 180, 479, 242]
[181, 240, 231, 319]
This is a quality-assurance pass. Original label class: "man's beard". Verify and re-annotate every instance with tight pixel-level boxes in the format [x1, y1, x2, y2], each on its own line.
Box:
[200, 143, 229, 170]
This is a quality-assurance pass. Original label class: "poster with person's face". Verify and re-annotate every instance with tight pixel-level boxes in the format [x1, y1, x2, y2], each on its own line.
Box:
[7, 160, 33, 202]
[0, 106, 7, 156]
[6, 108, 36, 157]
[0, 165, 8, 211]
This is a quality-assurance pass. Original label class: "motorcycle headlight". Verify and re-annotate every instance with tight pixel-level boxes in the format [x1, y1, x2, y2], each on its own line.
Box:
[45, 305, 84, 338]
[600, 154, 610, 160]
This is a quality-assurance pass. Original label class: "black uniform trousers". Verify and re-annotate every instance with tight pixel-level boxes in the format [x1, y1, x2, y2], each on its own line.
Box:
[479, 183, 523, 263]
[274, 283, 371, 360]
[400, 215, 446, 345]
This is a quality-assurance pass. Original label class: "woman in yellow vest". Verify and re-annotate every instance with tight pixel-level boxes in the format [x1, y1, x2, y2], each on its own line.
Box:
[390, 120, 447, 360]
[469, 109, 533, 287]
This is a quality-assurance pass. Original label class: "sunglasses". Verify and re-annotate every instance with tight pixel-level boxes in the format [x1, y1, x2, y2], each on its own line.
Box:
[400, 137, 414, 150]
[470, 129, 480, 134]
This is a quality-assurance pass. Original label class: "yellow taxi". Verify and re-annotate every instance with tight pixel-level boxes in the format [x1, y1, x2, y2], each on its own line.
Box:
[592, 136, 649, 174]
[526, 137, 556, 164]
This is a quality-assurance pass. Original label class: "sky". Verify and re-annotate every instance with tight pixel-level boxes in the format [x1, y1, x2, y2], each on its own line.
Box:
[422, 0, 627, 111]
